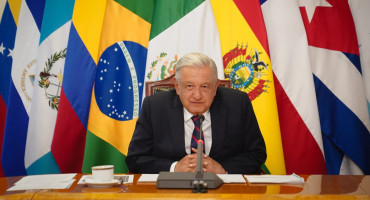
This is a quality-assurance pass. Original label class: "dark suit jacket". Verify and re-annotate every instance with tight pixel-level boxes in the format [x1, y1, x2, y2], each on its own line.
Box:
[126, 87, 266, 174]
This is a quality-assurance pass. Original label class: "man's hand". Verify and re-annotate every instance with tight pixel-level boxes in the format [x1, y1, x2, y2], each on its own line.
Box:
[174, 153, 197, 172]
[191, 148, 227, 174]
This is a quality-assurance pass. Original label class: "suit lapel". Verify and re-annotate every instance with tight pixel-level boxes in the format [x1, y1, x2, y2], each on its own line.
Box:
[209, 90, 227, 158]
[167, 94, 186, 156]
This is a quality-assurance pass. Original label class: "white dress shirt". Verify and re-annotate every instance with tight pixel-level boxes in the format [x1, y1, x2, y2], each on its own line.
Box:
[170, 108, 212, 172]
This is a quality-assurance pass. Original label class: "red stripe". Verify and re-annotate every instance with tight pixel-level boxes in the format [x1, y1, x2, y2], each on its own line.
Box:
[274, 74, 327, 174]
[0, 96, 6, 176]
[192, 135, 198, 143]
[233, 0, 270, 56]
[51, 89, 86, 173]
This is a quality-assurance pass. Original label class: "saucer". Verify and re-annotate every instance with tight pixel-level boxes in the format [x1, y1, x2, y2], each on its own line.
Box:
[84, 178, 120, 188]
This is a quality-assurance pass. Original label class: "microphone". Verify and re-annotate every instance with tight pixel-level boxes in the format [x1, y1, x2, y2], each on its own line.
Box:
[195, 115, 205, 179]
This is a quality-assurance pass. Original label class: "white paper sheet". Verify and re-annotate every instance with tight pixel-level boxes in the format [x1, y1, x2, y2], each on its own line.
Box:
[78, 175, 134, 184]
[138, 174, 246, 183]
[138, 174, 159, 182]
[244, 173, 305, 184]
[217, 174, 246, 183]
[7, 173, 77, 191]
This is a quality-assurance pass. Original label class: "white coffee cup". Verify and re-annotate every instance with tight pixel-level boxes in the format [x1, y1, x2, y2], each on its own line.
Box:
[91, 165, 114, 182]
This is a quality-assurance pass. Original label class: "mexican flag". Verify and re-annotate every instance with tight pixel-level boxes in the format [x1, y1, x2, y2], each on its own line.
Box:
[144, 0, 224, 85]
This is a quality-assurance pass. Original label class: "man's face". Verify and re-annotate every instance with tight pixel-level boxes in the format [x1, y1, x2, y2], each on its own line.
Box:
[173, 66, 219, 116]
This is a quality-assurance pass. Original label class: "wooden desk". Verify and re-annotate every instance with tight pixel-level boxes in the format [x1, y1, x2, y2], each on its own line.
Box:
[0, 174, 369, 200]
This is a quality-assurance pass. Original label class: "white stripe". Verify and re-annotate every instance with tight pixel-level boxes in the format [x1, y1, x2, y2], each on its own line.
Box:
[11, 0, 40, 114]
[118, 41, 140, 118]
[309, 46, 370, 132]
[340, 155, 363, 175]
[0, 0, 6, 22]
[262, 0, 324, 153]
[25, 21, 71, 168]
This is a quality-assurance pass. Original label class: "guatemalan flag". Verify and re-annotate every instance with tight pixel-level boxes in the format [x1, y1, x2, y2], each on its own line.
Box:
[1, 0, 45, 176]
[299, 0, 370, 174]
[25, 0, 74, 175]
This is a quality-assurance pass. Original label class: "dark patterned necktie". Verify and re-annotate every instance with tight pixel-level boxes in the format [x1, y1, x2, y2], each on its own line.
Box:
[191, 115, 205, 153]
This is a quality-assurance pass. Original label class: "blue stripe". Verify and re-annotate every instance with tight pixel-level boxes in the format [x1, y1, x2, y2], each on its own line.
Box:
[343, 52, 362, 74]
[25, 0, 46, 32]
[0, 3, 16, 107]
[26, 151, 61, 175]
[1, 81, 28, 176]
[314, 75, 370, 174]
[63, 24, 96, 129]
[260, 0, 267, 5]
[39, 0, 75, 43]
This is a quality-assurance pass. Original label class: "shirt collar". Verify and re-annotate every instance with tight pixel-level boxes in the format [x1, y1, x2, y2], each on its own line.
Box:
[183, 108, 210, 122]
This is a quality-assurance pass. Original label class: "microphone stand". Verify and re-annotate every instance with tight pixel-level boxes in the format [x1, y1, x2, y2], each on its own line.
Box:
[193, 115, 207, 193]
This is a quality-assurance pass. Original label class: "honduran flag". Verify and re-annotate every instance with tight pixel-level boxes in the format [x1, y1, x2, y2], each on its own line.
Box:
[0, 0, 21, 177]
[261, 0, 327, 174]
[51, 0, 107, 173]
[211, 0, 286, 175]
[1, 0, 45, 177]
[82, 0, 154, 173]
[24, 0, 74, 175]
[299, 0, 370, 174]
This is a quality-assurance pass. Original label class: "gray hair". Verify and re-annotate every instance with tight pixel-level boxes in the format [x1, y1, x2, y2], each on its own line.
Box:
[175, 52, 218, 84]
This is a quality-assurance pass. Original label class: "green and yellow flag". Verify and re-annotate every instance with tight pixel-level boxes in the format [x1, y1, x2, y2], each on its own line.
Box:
[83, 0, 154, 173]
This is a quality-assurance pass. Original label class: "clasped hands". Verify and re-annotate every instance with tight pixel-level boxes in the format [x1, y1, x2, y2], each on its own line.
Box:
[174, 148, 226, 174]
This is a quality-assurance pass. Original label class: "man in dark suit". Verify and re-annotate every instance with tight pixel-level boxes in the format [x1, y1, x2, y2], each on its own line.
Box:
[126, 53, 266, 174]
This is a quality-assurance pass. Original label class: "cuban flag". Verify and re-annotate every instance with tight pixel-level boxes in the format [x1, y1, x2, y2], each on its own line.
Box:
[299, 0, 370, 174]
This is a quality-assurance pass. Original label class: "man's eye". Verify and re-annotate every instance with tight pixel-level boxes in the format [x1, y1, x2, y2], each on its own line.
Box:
[186, 85, 193, 89]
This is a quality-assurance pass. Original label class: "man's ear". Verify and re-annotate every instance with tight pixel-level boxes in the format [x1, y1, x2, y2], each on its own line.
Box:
[173, 77, 180, 95]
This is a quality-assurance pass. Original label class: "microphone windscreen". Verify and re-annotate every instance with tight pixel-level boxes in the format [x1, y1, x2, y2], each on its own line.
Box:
[199, 115, 205, 124]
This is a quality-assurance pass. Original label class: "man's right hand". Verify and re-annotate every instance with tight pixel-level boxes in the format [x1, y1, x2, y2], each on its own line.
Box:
[174, 153, 197, 172]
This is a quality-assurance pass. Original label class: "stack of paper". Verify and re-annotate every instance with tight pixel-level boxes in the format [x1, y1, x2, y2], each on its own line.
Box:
[244, 173, 305, 184]
[7, 173, 77, 191]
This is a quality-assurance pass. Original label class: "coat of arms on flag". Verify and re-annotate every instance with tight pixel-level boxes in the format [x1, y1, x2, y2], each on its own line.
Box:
[223, 44, 270, 101]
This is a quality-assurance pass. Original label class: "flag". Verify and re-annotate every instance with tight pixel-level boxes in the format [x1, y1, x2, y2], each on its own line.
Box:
[82, 0, 154, 173]
[0, 0, 6, 20]
[299, 0, 370, 174]
[24, 0, 74, 175]
[0, 0, 21, 177]
[349, 0, 370, 123]
[211, 0, 285, 174]
[261, 0, 327, 174]
[1, 0, 45, 176]
[145, 0, 224, 84]
[51, 0, 107, 173]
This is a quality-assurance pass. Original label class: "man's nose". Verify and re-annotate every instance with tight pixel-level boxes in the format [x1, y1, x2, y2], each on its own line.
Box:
[193, 87, 202, 99]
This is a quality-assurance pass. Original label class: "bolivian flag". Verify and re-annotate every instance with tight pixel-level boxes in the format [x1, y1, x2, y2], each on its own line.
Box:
[211, 0, 286, 174]
[82, 0, 153, 173]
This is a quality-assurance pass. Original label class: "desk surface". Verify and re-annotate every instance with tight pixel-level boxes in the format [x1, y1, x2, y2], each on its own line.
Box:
[1, 174, 369, 200]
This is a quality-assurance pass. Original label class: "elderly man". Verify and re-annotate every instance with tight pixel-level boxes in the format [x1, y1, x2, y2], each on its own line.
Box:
[126, 52, 266, 174]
